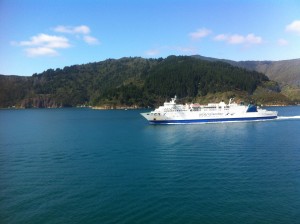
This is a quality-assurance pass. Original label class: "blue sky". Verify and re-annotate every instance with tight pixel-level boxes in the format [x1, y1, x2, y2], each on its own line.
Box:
[1, 0, 300, 76]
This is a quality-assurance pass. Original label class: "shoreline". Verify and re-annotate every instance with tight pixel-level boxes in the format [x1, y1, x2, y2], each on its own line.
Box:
[1, 104, 299, 110]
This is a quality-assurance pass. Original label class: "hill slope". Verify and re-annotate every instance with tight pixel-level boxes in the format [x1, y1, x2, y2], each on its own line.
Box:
[0, 56, 294, 108]
[193, 55, 300, 87]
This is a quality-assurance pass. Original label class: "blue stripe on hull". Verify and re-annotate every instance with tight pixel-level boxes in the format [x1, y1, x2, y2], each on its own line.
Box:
[149, 116, 277, 124]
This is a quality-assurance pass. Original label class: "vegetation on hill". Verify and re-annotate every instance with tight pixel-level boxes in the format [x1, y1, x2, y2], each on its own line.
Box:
[0, 56, 297, 108]
[280, 85, 300, 102]
[252, 81, 292, 105]
[193, 55, 300, 87]
[0, 75, 31, 107]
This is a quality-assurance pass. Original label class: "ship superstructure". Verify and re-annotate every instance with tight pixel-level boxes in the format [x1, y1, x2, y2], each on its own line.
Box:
[141, 96, 278, 124]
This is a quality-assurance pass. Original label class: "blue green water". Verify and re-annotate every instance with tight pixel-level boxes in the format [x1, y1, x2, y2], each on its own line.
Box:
[1, 107, 300, 224]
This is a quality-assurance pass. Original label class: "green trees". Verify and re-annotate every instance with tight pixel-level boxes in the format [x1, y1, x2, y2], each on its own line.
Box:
[0, 56, 272, 108]
[144, 56, 268, 99]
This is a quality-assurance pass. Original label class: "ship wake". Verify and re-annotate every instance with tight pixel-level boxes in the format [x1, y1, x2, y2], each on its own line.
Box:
[277, 115, 300, 120]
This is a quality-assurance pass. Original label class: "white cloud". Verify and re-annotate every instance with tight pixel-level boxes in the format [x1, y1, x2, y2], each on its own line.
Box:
[277, 38, 288, 46]
[54, 25, 90, 34]
[214, 34, 227, 41]
[83, 35, 100, 45]
[228, 34, 245, 44]
[286, 20, 300, 35]
[74, 25, 90, 34]
[25, 47, 58, 57]
[19, 33, 70, 48]
[189, 28, 212, 40]
[245, 34, 262, 44]
[12, 24, 100, 57]
[145, 49, 160, 56]
[214, 33, 263, 45]
[14, 33, 71, 57]
[54, 25, 100, 45]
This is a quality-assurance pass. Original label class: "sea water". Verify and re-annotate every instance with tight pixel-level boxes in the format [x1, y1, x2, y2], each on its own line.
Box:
[1, 107, 300, 224]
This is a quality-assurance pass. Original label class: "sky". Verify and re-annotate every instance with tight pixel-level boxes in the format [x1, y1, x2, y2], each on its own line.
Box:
[1, 0, 300, 76]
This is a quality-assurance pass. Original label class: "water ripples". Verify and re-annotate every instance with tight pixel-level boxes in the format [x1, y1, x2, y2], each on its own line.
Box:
[1, 108, 300, 223]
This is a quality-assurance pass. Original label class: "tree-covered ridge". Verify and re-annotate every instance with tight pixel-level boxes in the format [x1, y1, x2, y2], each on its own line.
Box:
[29, 57, 157, 107]
[0, 56, 293, 108]
[144, 56, 267, 98]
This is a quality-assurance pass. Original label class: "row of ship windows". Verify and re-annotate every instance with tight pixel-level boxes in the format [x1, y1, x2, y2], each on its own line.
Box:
[162, 108, 231, 112]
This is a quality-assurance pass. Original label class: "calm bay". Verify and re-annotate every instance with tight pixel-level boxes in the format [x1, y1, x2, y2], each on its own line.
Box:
[1, 106, 300, 223]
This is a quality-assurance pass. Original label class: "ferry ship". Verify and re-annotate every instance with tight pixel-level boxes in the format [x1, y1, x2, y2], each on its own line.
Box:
[141, 96, 278, 124]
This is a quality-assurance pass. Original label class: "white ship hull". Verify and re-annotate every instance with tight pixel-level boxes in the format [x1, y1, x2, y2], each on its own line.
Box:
[141, 111, 277, 124]
[141, 96, 278, 124]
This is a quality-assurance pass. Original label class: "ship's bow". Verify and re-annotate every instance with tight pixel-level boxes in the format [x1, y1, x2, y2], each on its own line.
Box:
[140, 112, 151, 121]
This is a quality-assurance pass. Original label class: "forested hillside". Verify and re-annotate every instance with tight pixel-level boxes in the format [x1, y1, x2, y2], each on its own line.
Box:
[193, 55, 300, 87]
[0, 56, 294, 108]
